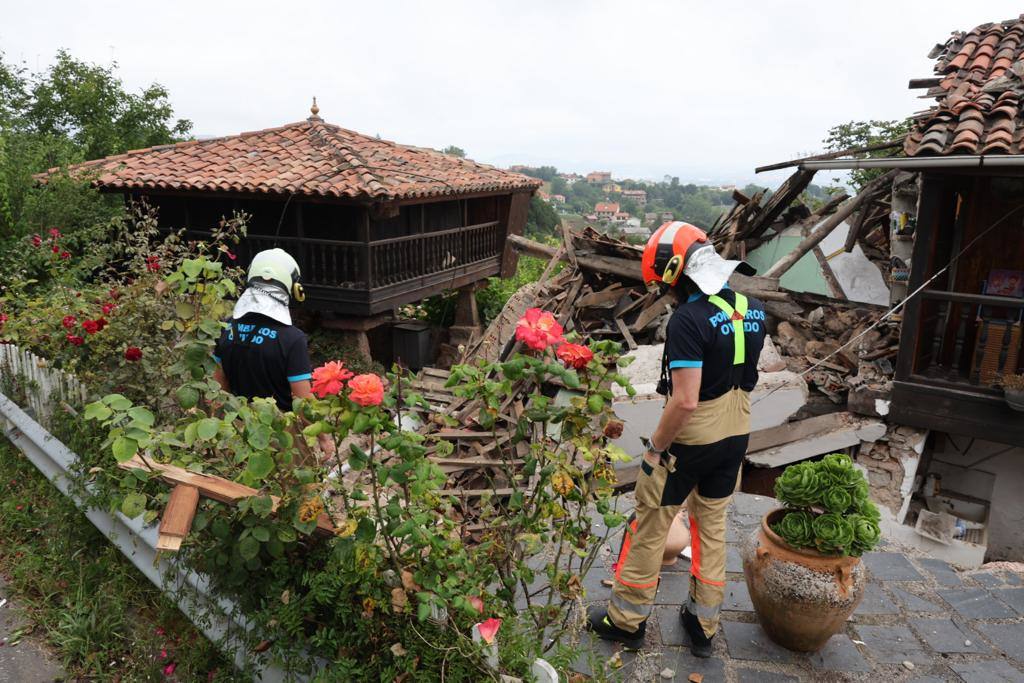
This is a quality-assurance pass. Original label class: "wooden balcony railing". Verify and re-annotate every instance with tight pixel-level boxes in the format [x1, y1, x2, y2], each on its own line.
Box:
[188, 220, 504, 293]
[368, 221, 502, 288]
[906, 289, 1023, 391]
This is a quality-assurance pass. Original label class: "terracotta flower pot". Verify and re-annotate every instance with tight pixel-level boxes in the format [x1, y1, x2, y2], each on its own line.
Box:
[741, 509, 866, 652]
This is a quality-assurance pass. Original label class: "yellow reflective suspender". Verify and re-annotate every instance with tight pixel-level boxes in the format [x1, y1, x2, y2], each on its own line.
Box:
[707, 293, 748, 386]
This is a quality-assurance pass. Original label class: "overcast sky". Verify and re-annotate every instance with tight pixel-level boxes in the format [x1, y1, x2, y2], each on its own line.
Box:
[3, 1, 1021, 185]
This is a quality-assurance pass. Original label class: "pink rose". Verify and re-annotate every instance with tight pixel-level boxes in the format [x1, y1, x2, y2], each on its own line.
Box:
[515, 308, 564, 351]
[556, 342, 594, 369]
[348, 374, 385, 407]
[311, 361, 354, 398]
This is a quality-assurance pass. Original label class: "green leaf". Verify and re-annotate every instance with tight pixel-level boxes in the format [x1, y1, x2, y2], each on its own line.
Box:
[238, 536, 260, 560]
[183, 422, 198, 447]
[120, 492, 147, 518]
[251, 495, 274, 517]
[246, 452, 274, 480]
[197, 418, 220, 440]
[175, 301, 195, 319]
[182, 259, 203, 278]
[277, 527, 297, 543]
[175, 386, 200, 410]
[127, 407, 155, 427]
[83, 402, 112, 422]
[247, 424, 271, 450]
[211, 517, 230, 539]
[104, 394, 132, 411]
[348, 443, 369, 470]
[251, 526, 271, 542]
[111, 436, 139, 463]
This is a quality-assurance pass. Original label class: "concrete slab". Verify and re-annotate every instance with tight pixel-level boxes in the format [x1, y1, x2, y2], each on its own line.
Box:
[974, 623, 1024, 661]
[733, 669, 800, 683]
[747, 414, 887, 468]
[917, 557, 963, 586]
[722, 581, 754, 612]
[654, 573, 689, 606]
[891, 586, 945, 613]
[0, 578, 64, 683]
[854, 583, 899, 616]
[657, 646, 727, 682]
[989, 587, 1024, 615]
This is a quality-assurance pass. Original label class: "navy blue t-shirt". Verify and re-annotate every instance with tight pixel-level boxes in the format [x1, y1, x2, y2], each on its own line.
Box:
[213, 313, 312, 411]
[664, 288, 766, 402]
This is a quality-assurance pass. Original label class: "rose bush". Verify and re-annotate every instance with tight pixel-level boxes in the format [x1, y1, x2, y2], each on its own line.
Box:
[772, 453, 882, 557]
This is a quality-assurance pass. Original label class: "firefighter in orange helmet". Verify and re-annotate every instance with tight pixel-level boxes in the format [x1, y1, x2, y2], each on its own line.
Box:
[587, 222, 765, 657]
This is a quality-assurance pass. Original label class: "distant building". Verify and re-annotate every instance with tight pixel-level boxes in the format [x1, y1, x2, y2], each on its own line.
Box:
[622, 189, 647, 205]
[612, 211, 631, 223]
[595, 202, 620, 220]
[587, 171, 612, 184]
[550, 194, 566, 204]
[585, 213, 598, 222]
[718, 184, 736, 192]
[537, 190, 550, 200]
[644, 212, 660, 224]
[660, 211, 674, 222]
[558, 172, 583, 184]
[602, 182, 623, 194]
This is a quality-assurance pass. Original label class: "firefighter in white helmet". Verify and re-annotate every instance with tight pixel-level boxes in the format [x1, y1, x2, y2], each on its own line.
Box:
[213, 248, 334, 457]
[587, 223, 765, 657]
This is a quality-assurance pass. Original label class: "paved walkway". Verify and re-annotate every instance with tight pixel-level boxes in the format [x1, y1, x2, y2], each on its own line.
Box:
[554, 493, 1024, 682]
[0, 577, 64, 683]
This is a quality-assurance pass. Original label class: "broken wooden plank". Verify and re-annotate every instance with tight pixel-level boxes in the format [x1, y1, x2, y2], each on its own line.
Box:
[630, 293, 675, 332]
[615, 317, 638, 350]
[748, 412, 857, 453]
[507, 234, 641, 281]
[577, 284, 625, 308]
[812, 246, 847, 300]
[157, 484, 200, 552]
[119, 455, 336, 536]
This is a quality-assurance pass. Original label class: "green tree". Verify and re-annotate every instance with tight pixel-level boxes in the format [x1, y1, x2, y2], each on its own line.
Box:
[525, 195, 560, 238]
[441, 145, 466, 158]
[0, 50, 193, 237]
[550, 176, 568, 196]
[823, 119, 910, 193]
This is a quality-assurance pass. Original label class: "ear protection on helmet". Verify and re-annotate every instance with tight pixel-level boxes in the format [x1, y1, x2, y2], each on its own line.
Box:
[662, 254, 684, 285]
[290, 267, 305, 303]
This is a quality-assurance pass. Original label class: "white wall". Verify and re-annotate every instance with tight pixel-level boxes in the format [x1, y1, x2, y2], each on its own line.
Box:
[929, 435, 1024, 562]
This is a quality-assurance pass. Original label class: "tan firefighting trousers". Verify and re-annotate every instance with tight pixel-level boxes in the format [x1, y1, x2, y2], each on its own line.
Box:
[607, 390, 748, 637]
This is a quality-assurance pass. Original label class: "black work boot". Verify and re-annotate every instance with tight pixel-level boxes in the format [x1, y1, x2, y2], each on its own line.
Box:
[586, 606, 646, 649]
[680, 606, 714, 658]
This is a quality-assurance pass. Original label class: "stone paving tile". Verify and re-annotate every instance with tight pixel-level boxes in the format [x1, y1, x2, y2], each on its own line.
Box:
[917, 557, 963, 586]
[722, 620, 796, 664]
[948, 658, 1024, 682]
[655, 572, 688, 605]
[572, 630, 638, 680]
[853, 624, 931, 664]
[656, 605, 686, 646]
[907, 677, 949, 683]
[854, 582, 900, 616]
[891, 586, 946, 613]
[722, 581, 754, 612]
[989, 587, 1024, 615]
[908, 617, 989, 654]
[583, 566, 612, 603]
[807, 634, 872, 672]
[1006, 572, 1022, 586]
[657, 646, 726, 681]
[937, 587, 1016, 620]
[974, 623, 1024, 661]
[733, 669, 800, 683]
[863, 552, 924, 581]
[726, 545, 743, 574]
[971, 572, 1005, 588]
[731, 494, 776, 518]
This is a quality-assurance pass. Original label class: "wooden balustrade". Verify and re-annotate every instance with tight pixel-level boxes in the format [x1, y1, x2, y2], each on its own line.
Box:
[184, 220, 503, 293]
[911, 289, 1023, 387]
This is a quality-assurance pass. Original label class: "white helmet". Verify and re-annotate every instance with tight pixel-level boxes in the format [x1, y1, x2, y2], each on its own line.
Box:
[247, 248, 305, 302]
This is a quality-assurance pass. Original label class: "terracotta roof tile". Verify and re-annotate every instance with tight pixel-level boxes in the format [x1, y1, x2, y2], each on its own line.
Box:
[46, 117, 541, 201]
[907, 15, 1024, 155]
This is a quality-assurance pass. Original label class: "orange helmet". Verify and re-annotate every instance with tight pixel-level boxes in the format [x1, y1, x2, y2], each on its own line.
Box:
[641, 221, 757, 293]
[641, 222, 709, 287]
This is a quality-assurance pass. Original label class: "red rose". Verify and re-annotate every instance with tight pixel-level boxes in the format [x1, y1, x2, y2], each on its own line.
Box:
[124, 346, 143, 361]
[30, 234, 42, 247]
[48, 228, 61, 238]
[514, 308, 565, 351]
[102, 303, 115, 315]
[61, 315, 77, 330]
[0, 313, 7, 325]
[348, 373, 385, 407]
[311, 361, 355, 398]
[66, 334, 84, 346]
[145, 255, 160, 272]
[51, 244, 59, 254]
[60, 251, 71, 260]
[109, 288, 121, 300]
[95, 317, 108, 331]
[82, 319, 100, 334]
[556, 342, 594, 370]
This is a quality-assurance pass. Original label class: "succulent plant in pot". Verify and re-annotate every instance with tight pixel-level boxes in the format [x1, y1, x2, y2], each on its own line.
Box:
[997, 372, 1024, 412]
[741, 453, 882, 652]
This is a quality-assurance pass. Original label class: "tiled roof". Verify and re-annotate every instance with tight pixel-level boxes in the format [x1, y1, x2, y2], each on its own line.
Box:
[50, 116, 541, 201]
[906, 15, 1024, 156]
[595, 202, 619, 213]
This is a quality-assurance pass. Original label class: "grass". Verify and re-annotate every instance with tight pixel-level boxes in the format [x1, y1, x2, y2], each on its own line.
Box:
[0, 441, 240, 681]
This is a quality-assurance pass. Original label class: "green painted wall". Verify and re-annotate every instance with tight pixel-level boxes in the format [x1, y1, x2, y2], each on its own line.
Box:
[745, 234, 830, 296]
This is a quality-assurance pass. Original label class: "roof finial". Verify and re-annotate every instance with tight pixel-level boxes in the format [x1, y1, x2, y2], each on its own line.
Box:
[309, 97, 321, 121]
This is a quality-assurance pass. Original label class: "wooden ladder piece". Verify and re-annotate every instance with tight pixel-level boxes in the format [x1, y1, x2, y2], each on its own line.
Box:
[157, 484, 200, 552]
